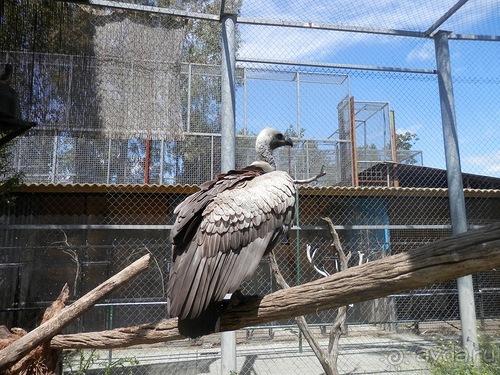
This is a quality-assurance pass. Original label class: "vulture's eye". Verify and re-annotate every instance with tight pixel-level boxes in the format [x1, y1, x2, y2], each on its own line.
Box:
[276, 133, 284, 140]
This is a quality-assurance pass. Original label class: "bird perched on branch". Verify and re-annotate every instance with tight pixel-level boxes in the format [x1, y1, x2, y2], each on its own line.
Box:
[167, 127, 296, 338]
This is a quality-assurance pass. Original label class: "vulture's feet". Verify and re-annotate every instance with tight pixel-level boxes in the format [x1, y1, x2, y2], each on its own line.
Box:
[217, 291, 261, 317]
[228, 290, 261, 309]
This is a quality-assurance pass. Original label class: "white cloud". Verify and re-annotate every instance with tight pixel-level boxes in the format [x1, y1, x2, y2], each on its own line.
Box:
[406, 42, 435, 62]
[464, 151, 500, 176]
[238, 25, 361, 62]
[238, 0, 496, 63]
[396, 123, 423, 135]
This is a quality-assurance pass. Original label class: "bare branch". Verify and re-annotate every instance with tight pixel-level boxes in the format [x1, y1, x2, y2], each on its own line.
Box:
[53, 230, 81, 297]
[48, 223, 500, 350]
[322, 216, 352, 268]
[0, 254, 151, 371]
[268, 251, 291, 289]
[322, 217, 350, 369]
[293, 165, 326, 184]
[269, 251, 332, 369]
[2, 284, 69, 375]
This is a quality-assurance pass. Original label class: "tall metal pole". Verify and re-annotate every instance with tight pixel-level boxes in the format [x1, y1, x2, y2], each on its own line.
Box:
[434, 30, 478, 362]
[220, 12, 237, 375]
[221, 13, 236, 172]
[295, 72, 301, 137]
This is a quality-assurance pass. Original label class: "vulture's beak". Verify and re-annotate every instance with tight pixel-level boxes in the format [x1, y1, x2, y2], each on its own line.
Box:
[284, 136, 293, 147]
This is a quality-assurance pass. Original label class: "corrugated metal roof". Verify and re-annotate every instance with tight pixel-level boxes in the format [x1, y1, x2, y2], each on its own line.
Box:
[9, 183, 500, 198]
[9, 183, 199, 194]
[358, 163, 500, 190]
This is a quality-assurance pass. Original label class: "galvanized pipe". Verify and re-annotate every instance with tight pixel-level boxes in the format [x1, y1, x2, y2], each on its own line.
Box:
[434, 30, 478, 363]
[220, 12, 237, 375]
[221, 13, 236, 173]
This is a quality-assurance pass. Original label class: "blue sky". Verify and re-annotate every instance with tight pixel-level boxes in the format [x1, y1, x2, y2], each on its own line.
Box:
[234, 1, 500, 177]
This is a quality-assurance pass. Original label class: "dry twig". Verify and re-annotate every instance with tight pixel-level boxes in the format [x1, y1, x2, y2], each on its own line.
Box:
[269, 217, 352, 375]
[293, 165, 326, 184]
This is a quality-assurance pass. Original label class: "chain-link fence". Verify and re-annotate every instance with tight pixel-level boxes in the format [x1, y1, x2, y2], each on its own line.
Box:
[1, 1, 499, 374]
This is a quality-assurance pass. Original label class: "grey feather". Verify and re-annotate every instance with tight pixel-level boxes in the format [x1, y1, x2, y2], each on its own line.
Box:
[167, 128, 295, 338]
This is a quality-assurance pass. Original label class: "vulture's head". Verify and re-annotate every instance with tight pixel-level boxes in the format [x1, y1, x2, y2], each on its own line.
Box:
[255, 128, 293, 169]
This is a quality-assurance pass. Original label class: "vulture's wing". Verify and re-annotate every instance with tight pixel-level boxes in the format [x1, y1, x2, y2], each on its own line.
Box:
[167, 167, 295, 322]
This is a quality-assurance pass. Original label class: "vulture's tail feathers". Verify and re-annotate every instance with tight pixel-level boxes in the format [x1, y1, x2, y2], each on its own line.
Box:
[177, 301, 225, 339]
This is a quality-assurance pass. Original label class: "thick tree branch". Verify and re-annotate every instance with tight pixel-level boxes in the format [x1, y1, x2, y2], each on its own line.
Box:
[50, 222, 500, 350]
[0, 254, 151, 371]
[1, 284, 70, 375]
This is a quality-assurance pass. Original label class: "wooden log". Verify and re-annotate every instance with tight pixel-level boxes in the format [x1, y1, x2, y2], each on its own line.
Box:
[224, 223, 500, 328]
[2, 284, 70, 375]
[0, 254, 150, 372]
[51, 319, 183, 349]
[50, 222, 500, 349]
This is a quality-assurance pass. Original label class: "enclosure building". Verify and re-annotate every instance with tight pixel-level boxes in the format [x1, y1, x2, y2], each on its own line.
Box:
[1, 1, 500, 374]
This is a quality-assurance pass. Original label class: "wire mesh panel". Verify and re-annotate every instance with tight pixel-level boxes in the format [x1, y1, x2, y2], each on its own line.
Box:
[1, 1, 500, 375]
[3, 189, 498, 375]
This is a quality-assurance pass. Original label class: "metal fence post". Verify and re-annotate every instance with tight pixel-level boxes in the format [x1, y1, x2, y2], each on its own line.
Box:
[295, 71, 301, 138]
[434, 30, 478, 363]
[159, 139, 165, 184]
[220, 11, 237, 375]
[106, 138, 113, 184]
[50, 134, 58, 183]
[187, 63, 192, 133]
[221, 13, 236, 172]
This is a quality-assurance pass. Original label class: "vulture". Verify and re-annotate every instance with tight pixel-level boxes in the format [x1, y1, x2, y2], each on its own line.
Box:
[167, 127, 296, 338]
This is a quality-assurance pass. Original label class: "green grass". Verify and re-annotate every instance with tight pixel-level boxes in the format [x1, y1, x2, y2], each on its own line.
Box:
[427, 333, 500, 375]
[63, 349, 139, 375]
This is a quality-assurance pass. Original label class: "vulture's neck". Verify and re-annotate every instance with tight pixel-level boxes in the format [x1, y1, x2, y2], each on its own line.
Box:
[250, 160, 275, 173]
[257, 144, 276, 169]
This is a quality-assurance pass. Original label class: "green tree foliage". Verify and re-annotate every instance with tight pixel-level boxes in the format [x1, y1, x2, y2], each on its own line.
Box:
[0, 0, 94, 54]
[0, 0, 95, 124]
[1, 0, 243, 185]
[0, 144, 22, 207]
[396, 131, 419, 164]
[283, 123, 305, 138]
[282, 124, 333, 181]
[1, 1, 101, 183]
[359, 131, 419, 164]
[175, 0, 243, 183]
[396, 131, 419, 151]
